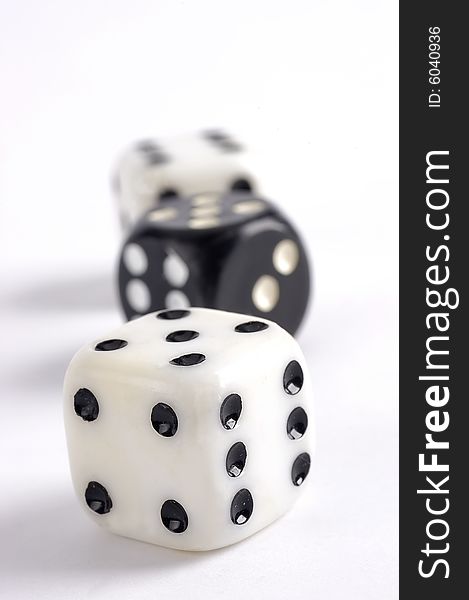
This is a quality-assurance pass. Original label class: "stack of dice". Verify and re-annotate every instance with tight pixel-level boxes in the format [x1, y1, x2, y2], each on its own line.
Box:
[64, 130, 314, 550]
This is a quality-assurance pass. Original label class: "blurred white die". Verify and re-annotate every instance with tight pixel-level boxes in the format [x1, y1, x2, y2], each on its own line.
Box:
[63, 307, 313, 551]
[113, 131, 259, 231]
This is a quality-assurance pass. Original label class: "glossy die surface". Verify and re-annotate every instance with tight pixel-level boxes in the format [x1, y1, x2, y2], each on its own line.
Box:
[118, 191, 311, 335]
[63, 308, 313, 551]
[113, 130, 258, 230]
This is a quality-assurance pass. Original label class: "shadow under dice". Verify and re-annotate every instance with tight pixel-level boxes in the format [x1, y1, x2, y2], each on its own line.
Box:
[63, 308, 313, 551]
[118, 191, 311, 335]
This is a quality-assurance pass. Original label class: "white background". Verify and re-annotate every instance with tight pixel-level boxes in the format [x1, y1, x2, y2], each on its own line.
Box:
[0, 1, 398, 598]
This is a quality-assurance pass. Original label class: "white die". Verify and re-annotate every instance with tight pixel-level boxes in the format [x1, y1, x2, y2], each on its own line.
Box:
[63, 308, 313, 551]
[113, 131, 259, 231]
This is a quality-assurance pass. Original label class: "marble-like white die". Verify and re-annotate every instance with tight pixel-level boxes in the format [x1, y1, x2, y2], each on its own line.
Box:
[63, 308, 313, 551]
[113, 131, 259, 231]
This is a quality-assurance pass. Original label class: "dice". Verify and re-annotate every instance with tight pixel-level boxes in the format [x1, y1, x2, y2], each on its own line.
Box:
[118, 191, 311, 335]
[113, 130, 258, 230]
[63, 307, 313, 551]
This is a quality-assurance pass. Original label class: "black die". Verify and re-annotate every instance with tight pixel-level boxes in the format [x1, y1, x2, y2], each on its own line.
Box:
[117, 192, 311, 334]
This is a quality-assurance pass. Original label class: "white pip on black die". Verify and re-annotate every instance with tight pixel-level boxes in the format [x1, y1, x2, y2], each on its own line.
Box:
[63, 308, 313, 551]
[113, 130, 259, 230]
